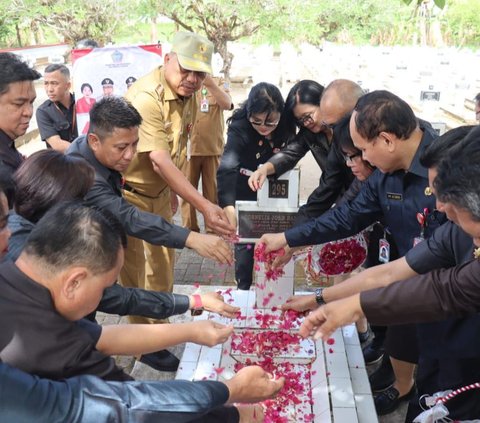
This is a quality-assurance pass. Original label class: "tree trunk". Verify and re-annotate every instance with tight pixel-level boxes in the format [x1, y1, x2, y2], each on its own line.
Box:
[15, 23, 22, 47]
[150, 16, 158, 43]
[215, 39, 233, 83]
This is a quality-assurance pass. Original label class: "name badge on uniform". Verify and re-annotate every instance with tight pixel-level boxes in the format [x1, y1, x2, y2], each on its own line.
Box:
[200, 98, 209, 113]
[386, 192, 403, 201]
[379, 238, 390, 263]
[186, 139, 191, 161]
[413, 236, 424, 247]
[200, 87, 209, 113]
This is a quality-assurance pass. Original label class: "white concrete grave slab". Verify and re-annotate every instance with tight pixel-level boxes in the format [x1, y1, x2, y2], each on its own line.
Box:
[177, 290, 378, 423]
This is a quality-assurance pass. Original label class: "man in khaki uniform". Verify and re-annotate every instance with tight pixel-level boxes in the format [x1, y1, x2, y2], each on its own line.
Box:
[122, 32, 234, 324]
[181, 75, 233, 233]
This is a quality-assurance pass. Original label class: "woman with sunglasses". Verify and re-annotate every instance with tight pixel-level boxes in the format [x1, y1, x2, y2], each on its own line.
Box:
[217, 82, 295, 290]
[248, 80, 326, 190]
[248, 80, 365, 223]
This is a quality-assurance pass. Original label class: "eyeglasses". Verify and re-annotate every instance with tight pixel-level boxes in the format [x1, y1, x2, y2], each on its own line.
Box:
[343, 152, 361, 163]
[249, 118, 280, 128]
[178, 63, 207, 80]
[296, 111, 316, 127]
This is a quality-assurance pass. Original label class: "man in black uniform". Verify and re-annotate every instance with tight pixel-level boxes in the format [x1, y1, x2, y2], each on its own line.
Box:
[0, 53, 40, 173]
[67, 97, 233, 371]
[260, 90, 445, 416]
[301, 125, 480, 421]
[36, 64, 78, 152]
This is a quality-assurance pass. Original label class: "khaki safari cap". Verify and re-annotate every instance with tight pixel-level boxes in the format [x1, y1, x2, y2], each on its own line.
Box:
[171, 31, 213, 74]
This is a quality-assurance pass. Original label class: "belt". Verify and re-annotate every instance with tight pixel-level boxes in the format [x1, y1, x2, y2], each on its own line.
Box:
[123, 183, 136, 193]
[122, 183, 168, 199]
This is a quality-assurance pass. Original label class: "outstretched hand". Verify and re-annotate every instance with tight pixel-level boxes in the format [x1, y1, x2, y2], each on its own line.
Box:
[191, 320, 234, 347]
[186, 232, 233, 265]
[248, 167, 269, 192]
[225, 365, 285, 404]
[298, 295, 364, 341]
[281, 294, 317, 313]
[202, 203, 236, 236]
[200, 291, 240, 318]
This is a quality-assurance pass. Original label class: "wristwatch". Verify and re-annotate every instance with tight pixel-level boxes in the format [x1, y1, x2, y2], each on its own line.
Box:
[315, 288, 326, 306]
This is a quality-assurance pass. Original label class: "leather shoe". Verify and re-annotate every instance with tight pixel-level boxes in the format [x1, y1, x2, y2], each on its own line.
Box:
[139, 350, 180, 372]
[362, 337, 384, 365]
[374, 384, 417, 416]
[358, 325, 373, 347]
[369, 354, 395, 392]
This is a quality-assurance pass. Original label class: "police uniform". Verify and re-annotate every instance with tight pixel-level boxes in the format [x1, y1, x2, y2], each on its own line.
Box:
[35, 93, 78, 146]
[181, 77, 227, 232]
[217, 118, 288, 290]
[121, 66, 196, 323]
[100, 78, 114, 99]
[125, 76, 136, 88]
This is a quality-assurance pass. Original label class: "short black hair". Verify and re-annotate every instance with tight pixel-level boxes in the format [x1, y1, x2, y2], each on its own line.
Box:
[0, 53, 41, 95]
[353, 90, 417, 142]
[434, 125, 480, 220]
[420, 125, 475, 169]
[336, 113, 375, 171]
[75, 39, 99, 49]
[475, 92, 480, 104]
[24, 202, 126, 274]
[285, 80, 324, 127]
[44, 64, 70, 79]
[14, 150, 95, 223]
[227, 82, 295, 144]
[89, 97, 142, 140]
[81, 83, 93, 93]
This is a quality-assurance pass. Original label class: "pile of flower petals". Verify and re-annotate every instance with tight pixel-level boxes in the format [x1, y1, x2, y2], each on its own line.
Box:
[250, 308, 304, 330]
[254, 243, 286, 281]
[318, 238, 366, 275]
[231, 330, 302, 357]
[234, 357, 314, 422]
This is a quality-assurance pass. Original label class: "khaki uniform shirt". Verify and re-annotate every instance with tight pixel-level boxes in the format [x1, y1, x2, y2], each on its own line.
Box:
[123, 66, 196, 197]
[190, 77, 225, 156]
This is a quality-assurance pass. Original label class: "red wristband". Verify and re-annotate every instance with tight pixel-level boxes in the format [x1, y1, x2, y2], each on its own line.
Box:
[192, 294, 203, 309]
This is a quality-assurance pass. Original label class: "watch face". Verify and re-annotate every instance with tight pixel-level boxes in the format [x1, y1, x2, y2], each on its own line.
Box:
[315, 288, 325, 305]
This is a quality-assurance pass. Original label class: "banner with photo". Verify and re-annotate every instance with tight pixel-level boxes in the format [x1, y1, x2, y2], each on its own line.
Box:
[71, 45, 163, 134]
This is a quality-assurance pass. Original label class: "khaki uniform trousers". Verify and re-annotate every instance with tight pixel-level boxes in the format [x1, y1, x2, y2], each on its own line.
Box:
[181, 155, 220, 233]
[120, 188, 173, 324]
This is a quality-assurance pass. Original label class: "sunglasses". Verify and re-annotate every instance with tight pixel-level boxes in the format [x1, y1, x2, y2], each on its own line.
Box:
[249, 118, 280, 128]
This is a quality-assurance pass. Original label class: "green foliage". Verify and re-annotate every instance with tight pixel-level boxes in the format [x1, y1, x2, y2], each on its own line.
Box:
[402, 0, 446, 8]
[1, 0, 479, 50]
[442, 0, 480, 45]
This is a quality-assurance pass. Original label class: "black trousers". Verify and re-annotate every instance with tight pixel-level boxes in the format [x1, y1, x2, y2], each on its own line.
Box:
[190, 406, 240, 422]
[386, 324, 419, 364]
[405, 357, 480, 422]
[235, 243, 254, 290]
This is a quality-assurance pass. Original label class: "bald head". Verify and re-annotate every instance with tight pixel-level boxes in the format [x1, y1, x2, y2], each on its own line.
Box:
[319, 79, 364, 125]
